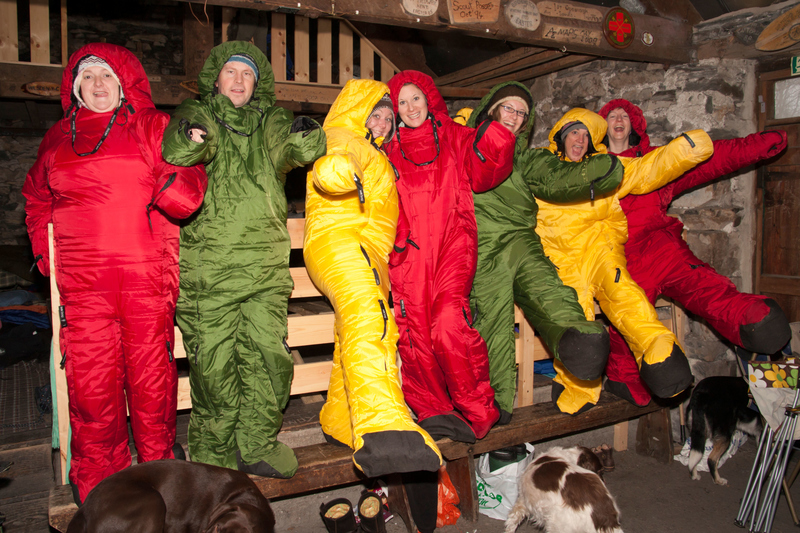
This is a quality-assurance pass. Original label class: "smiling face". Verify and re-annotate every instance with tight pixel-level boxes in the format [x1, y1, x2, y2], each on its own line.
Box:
[606, 107, 632, 150]
[397, 84, 428, 128]
[493, 101, 527, 136]
[564, 128, 589, 162]
[215, 61, 256, 108]
[366, 106, 393, 139]
[79, 65, 121, 113]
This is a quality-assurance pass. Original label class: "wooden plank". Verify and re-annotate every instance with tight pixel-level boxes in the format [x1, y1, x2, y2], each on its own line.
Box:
[613, 421, 628, 451]
[760, 275, 800, 297]
[317, 18, 332, 84]
[635, 408, 673, 464]
[183, 3, 215, 79]
[60, 0, 67, 66]
[271, 13, 287, 82]
[637, 0, 703, 25]
[221, 7, 236, 42]
[339, 22, 353, 84]
[380, 57, 393, 83]
[0, 0, 19, 62]
[288, 217, 304, 248]
[434, 46, 544, 86]
[437, 392, 662, 460]
[294, 15, 310, 82]
[287, 313, 335, 347]
[477, 53, 595, 87]
[344, 20, 401, 77]
[463, 48, 565, 87]
[29, 0, 50, 64]
[360, 34, 374, 80]
[179, 0, 693, 64]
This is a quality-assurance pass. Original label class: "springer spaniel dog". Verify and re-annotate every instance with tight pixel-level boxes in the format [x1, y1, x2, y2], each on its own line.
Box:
[504, 446, 623, 533]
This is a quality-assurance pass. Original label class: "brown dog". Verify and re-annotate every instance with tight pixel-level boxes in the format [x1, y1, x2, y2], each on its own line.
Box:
[67, 460, 275, 533]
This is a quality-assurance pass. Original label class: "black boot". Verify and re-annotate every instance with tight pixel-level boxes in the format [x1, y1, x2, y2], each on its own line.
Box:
[357, 491, 387, 533]
[320, 498, 358, 533]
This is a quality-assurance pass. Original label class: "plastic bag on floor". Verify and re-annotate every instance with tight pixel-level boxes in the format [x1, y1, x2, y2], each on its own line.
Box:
[437, 465, 460, 527]
[673, 431, 748, 471]
[475, 443, 534, 520]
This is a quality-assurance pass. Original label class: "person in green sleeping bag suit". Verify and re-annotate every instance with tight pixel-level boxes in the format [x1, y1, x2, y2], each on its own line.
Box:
[162, 41, 326, 478]
[465, 82, 624, 421]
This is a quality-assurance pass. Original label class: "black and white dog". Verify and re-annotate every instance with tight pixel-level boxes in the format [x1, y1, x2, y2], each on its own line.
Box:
[687, 376, 761, 486]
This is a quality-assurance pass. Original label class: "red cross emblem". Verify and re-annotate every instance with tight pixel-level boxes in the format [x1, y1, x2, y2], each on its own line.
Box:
[604, 7, 635, 49]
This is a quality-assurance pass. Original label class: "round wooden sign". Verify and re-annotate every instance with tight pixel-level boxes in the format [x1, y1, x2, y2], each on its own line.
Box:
[604, 7, 635, 49]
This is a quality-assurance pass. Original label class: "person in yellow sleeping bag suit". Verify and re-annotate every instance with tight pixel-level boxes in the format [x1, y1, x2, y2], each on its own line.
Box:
[538, 108, 713, 414]
[303, 78, 442, 477]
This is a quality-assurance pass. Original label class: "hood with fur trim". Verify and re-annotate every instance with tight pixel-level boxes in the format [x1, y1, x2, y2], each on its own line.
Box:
[387, 70, 450, 126]
[61, 42, 155, 114]
[598, 99, 650, 155]
[547, 108, 608, 160]
[467, 81, 534, 156]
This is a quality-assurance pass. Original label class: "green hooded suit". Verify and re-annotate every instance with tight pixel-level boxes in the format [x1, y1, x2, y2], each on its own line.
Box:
[162, 41, 326, 476]
[467, 82, 623, 416]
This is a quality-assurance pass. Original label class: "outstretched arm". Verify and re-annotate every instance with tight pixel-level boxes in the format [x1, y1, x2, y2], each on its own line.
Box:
[618, 129, 713, 198]
[521, 148, 623, 202]
[668, 130, 787, 199]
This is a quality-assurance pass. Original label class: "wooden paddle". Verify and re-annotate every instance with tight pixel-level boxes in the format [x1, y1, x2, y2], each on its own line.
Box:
[756, 3, 800, 52]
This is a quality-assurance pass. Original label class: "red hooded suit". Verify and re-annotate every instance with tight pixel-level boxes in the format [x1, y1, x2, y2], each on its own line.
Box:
[597, 99, 789, 405]
[383, 71, 515, 441]
[23, 43, 207, 500]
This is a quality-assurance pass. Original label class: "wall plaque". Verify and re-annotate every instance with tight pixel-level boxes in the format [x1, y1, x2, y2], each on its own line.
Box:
[448, 0, 500, 24]
[603, 7, 635, 49]
[506, 0, 541, 31]
[537, 1, 602, 23]
[402, 0, 439, 18]
[542, 22, 602, 47]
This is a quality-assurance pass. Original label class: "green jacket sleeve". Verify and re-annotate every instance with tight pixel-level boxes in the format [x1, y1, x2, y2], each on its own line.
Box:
[161, 99, 220, 166]
[264, 107, 326, 180]
[521, 148, 623, 202]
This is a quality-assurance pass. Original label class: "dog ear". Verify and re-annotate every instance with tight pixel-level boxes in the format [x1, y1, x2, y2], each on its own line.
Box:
[577, 446, 605, 477]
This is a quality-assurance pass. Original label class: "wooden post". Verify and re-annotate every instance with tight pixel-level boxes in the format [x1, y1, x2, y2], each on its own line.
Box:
[635, 408, 673, 464]
[317, 18, 332, 84]
[183, 3, 214, 80]
[271, 13, 287, 82]
[221, 7, 236, 43]
[0, 0, 19, 62]
[339, 22, 353, 84]
[360, 35, 373, 80]
[29, 0, 50, 64]
[60, 0, 67, 66]
[447, 453, 478, 522]
[294, 15, 309, 82]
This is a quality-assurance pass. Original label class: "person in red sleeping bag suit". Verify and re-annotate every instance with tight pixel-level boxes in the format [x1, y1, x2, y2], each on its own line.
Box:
[383, 71, 515, 443]
[597, 98, 789, 406]
[22, 43, 207, 504]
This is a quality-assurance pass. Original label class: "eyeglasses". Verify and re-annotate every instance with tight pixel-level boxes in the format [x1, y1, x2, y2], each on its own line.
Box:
[499, 104, 528, 119]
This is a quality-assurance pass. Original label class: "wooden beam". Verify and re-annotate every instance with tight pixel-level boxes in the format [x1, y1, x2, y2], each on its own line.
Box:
[317, 18, 332, 84]
[637, 0, 703, 25]
[350, 22, 435, 77]
[476, 50, 597, 88]
[179, 0, 693, 64]
[435, 46, 545, 86]
[271, 13, 287, 82]
[440, 48, 564, 87]
[60, 0, 67, 66]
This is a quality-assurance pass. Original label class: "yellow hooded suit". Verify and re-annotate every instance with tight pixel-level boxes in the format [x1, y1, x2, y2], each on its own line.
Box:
[304, 79, 441, 477]
[538, 109, 713, 414]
